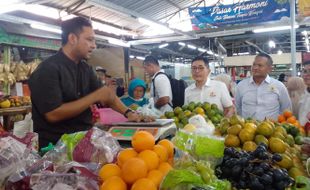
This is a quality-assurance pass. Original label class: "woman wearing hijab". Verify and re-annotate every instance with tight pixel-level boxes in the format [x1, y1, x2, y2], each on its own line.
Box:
[121, 78, 148, 109]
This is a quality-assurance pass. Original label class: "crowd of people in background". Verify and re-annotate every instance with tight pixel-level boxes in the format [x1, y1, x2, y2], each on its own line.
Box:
[96, 52, 309, 128]
[26, 16, 309, 149]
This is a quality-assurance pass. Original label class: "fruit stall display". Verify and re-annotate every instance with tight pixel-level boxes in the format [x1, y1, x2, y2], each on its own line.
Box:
[162, 102, 310, 190]
[161, 102, 224, 129]
[0, 96, 31, 108]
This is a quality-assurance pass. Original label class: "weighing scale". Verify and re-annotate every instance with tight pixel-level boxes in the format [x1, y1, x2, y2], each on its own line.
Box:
[108, 119, 176, 142]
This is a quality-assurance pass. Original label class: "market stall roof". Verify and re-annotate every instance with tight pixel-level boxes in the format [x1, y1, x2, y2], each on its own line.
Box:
[1, 1, 310, 61]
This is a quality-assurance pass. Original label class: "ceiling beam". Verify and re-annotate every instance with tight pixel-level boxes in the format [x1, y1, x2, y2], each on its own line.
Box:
[157, 0, 204, 21]
[87, 0, 196, 38]
[66, 0, 86, 14]
[25, 0, 52, 5]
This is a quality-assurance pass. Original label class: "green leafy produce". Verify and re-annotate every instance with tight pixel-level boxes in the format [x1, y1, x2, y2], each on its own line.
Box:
[161, 169, 205, 189]
[61, 132, 85, 160]
[292, 176, 310, 190]
[172, 130, 224, 159]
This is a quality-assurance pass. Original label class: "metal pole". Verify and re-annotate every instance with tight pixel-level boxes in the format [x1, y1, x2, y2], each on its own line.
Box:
[290, 0, 296, 76]
[3, 46, 11, 96]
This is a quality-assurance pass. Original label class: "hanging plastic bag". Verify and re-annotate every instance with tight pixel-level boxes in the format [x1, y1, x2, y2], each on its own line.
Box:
[13, 113, 33, 138]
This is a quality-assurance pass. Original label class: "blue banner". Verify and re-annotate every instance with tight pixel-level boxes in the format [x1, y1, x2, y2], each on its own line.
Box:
[189, 0, 290, 30]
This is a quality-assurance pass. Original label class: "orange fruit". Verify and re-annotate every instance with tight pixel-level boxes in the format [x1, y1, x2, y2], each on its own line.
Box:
[117, 148, 138, 167]
[121, 157, 148, 184]
[138, 150, 159, 171]
[293, 121, 301, 128]
[100, 176, 127, 190]
[283, 110, 293, 118]
[158, 162, 172, 176]
[287, 116, 297, 124]
[278, 115, 286, 123]
[153, 144, 168, 163]
[147, 169, 164, 187]
[131, 178, 157, 190]
[132, 131, 155, 152]
[157, 139, 174, 158]
[98, 163, 121, 181]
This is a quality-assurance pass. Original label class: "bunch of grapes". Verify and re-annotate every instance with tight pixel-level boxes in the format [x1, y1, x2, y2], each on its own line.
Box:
[215, 144, 294, 190]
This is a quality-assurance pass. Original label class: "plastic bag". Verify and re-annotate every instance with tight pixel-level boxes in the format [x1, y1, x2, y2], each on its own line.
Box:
[188, 115, 215, 135]
[13, 113, 33, 138]
[0, 136, 41, 187]
[5, 159, 54, 190]
[172, 130, 225, 160]
[72, 127, 121, 165]
[136, 98, 162, 118]
[30, 172, 98, 190]
[43, 127, 121, 169]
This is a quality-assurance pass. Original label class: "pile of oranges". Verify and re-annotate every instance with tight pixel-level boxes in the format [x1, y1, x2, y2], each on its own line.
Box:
[278, 110, 305, 133]
[99, 131, 174, 190]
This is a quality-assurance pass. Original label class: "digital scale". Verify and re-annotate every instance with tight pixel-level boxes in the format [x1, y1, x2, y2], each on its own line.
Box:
[108, 119, 177, 142]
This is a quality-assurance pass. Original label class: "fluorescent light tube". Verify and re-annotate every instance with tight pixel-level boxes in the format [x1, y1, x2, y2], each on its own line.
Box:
[253, 25, 299, 33]
[136, 56, 145, 60]
[30, 24, 61, 34]
[198, 48, 206, 52]
[207, 50, 214, 55]
[277, 50, 283, 55]
[178, 42, 186, 46]
[159, 43, 169, 48]
[108, 38, 130, 47]
[187, 44, 197, 50]
[129, 55, 134, 58]
[269, 40, 276, 48]
[238, 52, 250, 55]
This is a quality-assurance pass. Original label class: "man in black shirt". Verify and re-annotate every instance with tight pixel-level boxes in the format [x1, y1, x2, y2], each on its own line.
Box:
[29, 17, 141, 148]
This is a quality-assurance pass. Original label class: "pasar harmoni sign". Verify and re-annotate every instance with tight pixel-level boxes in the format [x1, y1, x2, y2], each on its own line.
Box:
[189, 0, 290, 30]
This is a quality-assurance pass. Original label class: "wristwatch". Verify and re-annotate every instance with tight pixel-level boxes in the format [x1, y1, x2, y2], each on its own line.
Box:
[124, 108, 134, 118]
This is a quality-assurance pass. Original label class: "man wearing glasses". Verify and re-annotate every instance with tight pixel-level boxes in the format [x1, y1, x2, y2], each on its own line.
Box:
[235, 53, 292, 121]
[184, 56, 234, 117]
[299, 60, 310, 126]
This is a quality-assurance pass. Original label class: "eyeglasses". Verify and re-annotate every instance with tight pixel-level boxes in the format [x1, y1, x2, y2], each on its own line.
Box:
[191, 66, 205, 71]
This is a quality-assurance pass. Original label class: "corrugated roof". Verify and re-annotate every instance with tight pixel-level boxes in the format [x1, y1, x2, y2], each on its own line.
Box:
[37, 0, 197, 33]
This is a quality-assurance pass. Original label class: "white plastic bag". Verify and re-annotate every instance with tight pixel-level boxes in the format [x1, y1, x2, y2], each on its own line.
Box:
[188, 115, 215, 135]
[13, 113, 33, 138]
[136, 98, 162, 118]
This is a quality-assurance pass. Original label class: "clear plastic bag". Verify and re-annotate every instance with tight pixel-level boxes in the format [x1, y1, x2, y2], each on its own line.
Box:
[0, 136, 41, 187]
[136, 98, 162, 118]
[188, 115, 215, 135]
[13, 113, 33, 138]
[43, 127, 121, 167]
[5, 159, 54, 190]
[72, 127, 121, 165]
[30, 172, 98, 190]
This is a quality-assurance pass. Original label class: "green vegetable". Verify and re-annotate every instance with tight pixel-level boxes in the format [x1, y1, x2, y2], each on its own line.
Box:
[292, 176, 310, 190]
[161, 169, 205, 189]
[61, 132, 85, 160]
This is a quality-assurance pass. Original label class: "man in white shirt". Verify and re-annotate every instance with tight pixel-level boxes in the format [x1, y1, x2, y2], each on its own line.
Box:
[235, 53, 292, 121]
[184, 56, 234, 117]
[299, 61, 310, 126]
[143, 56, 173, 113]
